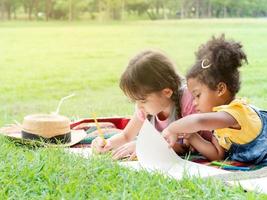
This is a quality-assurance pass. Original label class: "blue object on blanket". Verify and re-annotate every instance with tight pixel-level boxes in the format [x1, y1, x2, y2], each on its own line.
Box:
[221, 166, 251, 171]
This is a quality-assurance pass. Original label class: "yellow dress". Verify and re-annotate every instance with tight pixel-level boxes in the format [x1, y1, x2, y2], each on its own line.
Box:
[212, 98, 262, 150]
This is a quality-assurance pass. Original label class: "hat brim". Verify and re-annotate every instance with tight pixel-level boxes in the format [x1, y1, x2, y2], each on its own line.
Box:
[1, 130, 87, 147]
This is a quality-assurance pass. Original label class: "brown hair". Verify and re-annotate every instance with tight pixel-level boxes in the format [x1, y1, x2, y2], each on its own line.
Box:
[120, 50, 184, 118]
[186, 34, 248, 96]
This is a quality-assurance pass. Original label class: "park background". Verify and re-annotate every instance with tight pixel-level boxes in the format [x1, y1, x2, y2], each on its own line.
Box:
[0, 0, 267, 199]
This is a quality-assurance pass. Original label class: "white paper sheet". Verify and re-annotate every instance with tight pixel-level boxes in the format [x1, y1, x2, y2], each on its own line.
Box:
[135, 119, 230, 179]
[136, 119, 182, 171]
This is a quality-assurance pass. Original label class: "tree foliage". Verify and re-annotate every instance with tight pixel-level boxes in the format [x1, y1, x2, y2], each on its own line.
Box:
[0, 0, 267, 20]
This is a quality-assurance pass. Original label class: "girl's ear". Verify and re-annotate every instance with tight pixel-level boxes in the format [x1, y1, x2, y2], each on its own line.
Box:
[217, 82, 227, 97]
[162, 88, 173, 98]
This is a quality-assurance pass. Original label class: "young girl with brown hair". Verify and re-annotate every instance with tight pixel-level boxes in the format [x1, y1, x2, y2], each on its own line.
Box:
[92, 50, 211, 160]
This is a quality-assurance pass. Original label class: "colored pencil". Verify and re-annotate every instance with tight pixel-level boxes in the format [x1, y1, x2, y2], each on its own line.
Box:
[221, 166, 251, 171]
[210, 161, 250, 171]
[210, 161, 232, 167]
[92, 113, 106, 143]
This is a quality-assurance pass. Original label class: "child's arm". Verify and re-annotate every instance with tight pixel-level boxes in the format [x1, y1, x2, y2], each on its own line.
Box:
[108, 115, 143, 148]
[91, 114, 143, 153]
[162, 111, 237, 159]
[171, 112, 237, 133]
[163, 111, 237, 144]
[188, 133, 225, 161]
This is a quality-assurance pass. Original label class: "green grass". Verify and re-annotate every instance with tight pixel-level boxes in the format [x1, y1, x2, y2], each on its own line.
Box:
[0, 137, 264, 199]
[0, 19, 267, 199]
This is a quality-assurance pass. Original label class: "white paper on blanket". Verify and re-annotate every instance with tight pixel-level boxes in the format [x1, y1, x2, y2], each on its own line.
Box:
[136, 119, 182, 171]
[229, 177, 267, 194]
[136, 119, 230, 179]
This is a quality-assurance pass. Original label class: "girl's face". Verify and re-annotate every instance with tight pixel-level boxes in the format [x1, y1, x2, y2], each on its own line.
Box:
[135, 89, 173, 116]
[187, 78, 223, 113]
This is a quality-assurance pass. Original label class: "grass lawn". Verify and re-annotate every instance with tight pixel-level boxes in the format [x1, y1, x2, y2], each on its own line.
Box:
[0, 19, 267, 199]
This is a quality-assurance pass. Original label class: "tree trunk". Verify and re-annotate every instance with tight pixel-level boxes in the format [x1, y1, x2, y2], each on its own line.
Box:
[34, 0, 40, 19]
[196, 0, 200, 18]
[6, 4, 11, 20]
[223, 5, 227, 18]
[121, 0, 125, 20]
[155, 1, 160, 16]
[68, 0, 73, 21]
[180, 0, 184, 19]
[106, 0, 111, 20]
[0, 2, 4, 20]
[3, 2, 12, 20]
[7, 10, 11, 20]
[208, 1, 212, 18]
[97, 0, 103, 21]
[13, 8, 17, 19]
[46, 0, 52, 21]
[28, 5, 33, 20]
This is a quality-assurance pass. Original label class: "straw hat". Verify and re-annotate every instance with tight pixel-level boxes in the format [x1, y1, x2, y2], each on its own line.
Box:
[1, 114, 87, 147]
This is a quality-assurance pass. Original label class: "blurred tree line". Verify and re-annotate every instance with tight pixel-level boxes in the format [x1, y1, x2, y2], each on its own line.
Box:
[1, 0, 267, 21]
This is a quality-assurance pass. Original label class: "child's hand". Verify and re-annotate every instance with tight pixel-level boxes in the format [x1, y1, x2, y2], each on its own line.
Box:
[112, 141, 136, 160]
[162, 129, 179, 148]
[91, 136, 112, 153]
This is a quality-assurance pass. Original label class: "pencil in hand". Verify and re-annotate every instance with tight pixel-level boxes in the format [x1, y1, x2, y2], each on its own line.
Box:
[92, 113, 106, 144]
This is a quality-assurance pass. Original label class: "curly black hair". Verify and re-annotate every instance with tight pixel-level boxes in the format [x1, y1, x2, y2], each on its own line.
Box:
[186, 34, 248, 96]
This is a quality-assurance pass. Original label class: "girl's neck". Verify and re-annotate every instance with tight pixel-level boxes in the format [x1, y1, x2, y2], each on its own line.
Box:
[223, 94, 235, 105]
[157, 102, 175, 121]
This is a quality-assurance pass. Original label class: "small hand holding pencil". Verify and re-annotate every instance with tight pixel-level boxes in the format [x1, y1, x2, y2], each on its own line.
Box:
[91, 113, 112, 153]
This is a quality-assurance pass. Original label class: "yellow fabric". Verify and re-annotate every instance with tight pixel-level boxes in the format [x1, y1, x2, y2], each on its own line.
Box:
[212, 98, 262, 150]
